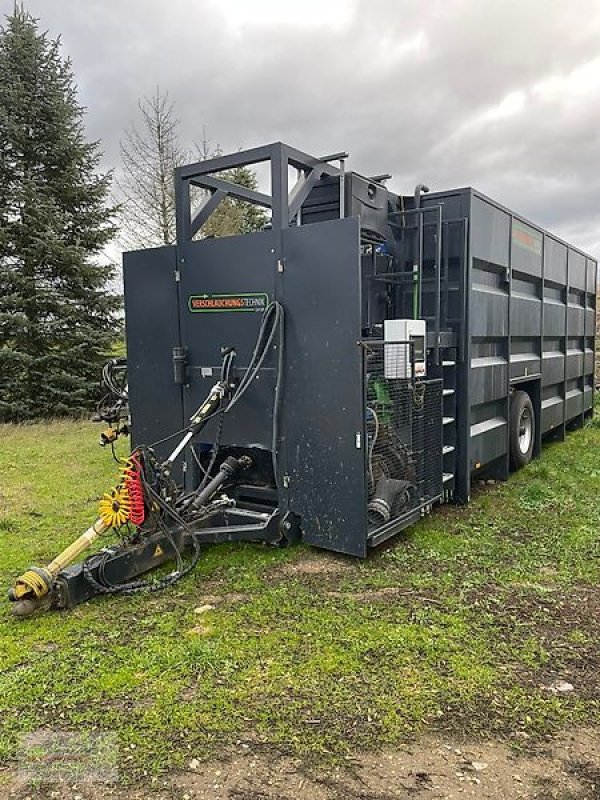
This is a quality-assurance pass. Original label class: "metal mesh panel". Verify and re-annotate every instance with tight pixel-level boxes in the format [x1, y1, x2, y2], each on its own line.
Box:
[363, 341, 443, 535]
[412, 380, 443, 502]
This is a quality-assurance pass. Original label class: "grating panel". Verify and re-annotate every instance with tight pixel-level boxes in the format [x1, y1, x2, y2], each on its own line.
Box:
[363, 341, 443, 535]
[413, 379, 443, 502]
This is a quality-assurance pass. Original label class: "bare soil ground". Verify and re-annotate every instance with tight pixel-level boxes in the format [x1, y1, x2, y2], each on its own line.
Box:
[3, 727, 600, 800]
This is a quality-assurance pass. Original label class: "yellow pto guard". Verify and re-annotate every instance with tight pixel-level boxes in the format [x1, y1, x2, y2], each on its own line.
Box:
[8, 518, 108, 615]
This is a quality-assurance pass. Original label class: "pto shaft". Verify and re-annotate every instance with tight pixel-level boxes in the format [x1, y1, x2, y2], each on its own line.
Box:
[8, 518, 108, 603]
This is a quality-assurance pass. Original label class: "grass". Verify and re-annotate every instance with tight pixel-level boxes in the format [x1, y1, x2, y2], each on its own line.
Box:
[0, 414, 600, 785]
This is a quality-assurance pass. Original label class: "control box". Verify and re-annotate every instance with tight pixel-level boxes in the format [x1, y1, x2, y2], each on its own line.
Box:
[383, 319, 427, 379]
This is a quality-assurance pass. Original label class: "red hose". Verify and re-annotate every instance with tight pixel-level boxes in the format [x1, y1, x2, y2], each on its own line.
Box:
[123, 453, 145, 526]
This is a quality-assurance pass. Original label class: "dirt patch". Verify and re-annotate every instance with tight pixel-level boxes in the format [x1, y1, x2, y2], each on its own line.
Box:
[3, 727, 600, 799]
[326, 587, 444, 606]
[465, 583, 600, 701]
[270, 551, 355, 580]
[147, 591, 250, 610]
[193, 593, 250, 608]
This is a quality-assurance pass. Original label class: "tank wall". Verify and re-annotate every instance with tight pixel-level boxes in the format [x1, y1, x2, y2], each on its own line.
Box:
[468, 192, 597, 475]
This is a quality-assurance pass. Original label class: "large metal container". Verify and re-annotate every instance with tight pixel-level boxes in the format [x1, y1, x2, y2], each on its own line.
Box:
[123, 143, 597, 557]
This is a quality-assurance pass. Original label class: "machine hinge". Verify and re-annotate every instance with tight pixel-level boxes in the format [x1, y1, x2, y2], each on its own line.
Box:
[355, 432, 362, 449]
[172, 346, 188, 385]
[174, 269, 181, 282]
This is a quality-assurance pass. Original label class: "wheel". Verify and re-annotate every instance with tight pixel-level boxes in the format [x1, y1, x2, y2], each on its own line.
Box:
[510, 390, 535, 470]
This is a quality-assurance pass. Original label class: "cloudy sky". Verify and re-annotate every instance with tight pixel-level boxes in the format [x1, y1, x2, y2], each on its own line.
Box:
[3, 0, 600, 257]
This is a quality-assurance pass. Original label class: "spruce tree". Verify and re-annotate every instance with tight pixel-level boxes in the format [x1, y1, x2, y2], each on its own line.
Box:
[201, 166, 269, 239]
[0, 7, 120, 421]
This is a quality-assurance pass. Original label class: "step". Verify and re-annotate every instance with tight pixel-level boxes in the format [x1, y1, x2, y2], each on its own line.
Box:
[442, 388, 455, 396]
[443, 416, 455, 426]
[442, 360, 456, 367]
[443, 472, 454, 483]
[443, 445, 455, 455]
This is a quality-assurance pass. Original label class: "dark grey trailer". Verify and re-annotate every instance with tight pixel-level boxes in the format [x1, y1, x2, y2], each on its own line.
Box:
[123, 142, 597, 558]
[405, 187, 597, 506]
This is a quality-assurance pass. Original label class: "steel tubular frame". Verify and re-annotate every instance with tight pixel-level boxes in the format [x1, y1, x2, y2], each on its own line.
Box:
[174, 142, 347, 242]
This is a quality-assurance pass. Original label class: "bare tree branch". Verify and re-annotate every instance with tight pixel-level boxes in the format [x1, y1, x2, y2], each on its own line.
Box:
[115, 91, 267, 248]
[115, 88, 187, 249]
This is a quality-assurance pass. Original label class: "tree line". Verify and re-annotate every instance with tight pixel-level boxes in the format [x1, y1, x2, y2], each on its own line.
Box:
[0, 7, 264, 422]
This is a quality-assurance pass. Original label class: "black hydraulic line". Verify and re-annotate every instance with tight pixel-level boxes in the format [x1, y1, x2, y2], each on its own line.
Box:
[194, 409, 225, 493]
[270, 303, 285, 486]
[226, 302, 282, 413]
[196, 301, 284, 489]
[194, 348, 236, 492]
[189, 455, 252, 511]
[85, 304, 282, 598]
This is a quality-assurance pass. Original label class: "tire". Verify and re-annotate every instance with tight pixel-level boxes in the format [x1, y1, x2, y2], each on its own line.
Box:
[510, 390, 535, 470]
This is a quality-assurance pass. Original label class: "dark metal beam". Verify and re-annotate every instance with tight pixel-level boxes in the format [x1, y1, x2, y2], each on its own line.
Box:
[284, 144, 343, 177]
[368, 173, 392, 183]
[174, 143, 349, 241]
[175, 177, 191, 243]
[271, 144, 288, 232]
[288, 168, 322, 223]
[190, 189, 226, 238]
[189, 175, 272, 208]
[176, 143, 275, 180]
[317, 151, 349, 162]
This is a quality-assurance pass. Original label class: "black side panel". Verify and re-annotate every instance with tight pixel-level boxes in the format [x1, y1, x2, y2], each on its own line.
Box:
[123, 246, 183, 462]
[177, 231, 278, 469]
[281, 217, 367, 557]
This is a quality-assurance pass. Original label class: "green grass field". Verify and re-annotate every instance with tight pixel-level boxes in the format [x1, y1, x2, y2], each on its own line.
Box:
[1, 416, 600, 785]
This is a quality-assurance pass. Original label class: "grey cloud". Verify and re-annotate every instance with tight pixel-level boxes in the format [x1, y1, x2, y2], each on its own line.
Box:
[3, 0, 600, 256]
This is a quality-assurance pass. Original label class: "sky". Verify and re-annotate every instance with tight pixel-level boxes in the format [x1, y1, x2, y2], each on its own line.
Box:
[3, 0, 600, 258]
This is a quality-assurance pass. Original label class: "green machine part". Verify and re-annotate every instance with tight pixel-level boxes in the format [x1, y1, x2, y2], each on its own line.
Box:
[370, 377, 392, 424]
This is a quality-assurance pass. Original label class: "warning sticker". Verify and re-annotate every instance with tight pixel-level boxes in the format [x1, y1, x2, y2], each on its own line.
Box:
[188, 293, 269, 312]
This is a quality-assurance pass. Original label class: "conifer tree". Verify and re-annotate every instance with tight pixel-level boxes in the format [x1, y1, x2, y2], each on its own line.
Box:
[201, 166, 268, 239]
[0, 7, 120, 421]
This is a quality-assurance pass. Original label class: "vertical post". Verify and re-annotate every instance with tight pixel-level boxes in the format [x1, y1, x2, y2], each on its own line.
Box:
[339, 157, 346, 219]
[455, 214, 471, 503]
[563, 251, 569, 437]
[504, 215, 512, 478]
[434, 205, 442, 365]
[537, 234, 545, 455]
[174, 174, 191, 245]
[270, 144, 288, 498]
[270, 144, 289, 233]
[296, 168, 303, 226]
[442, 220, 450, 330]
[417, 210, 424, 319]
